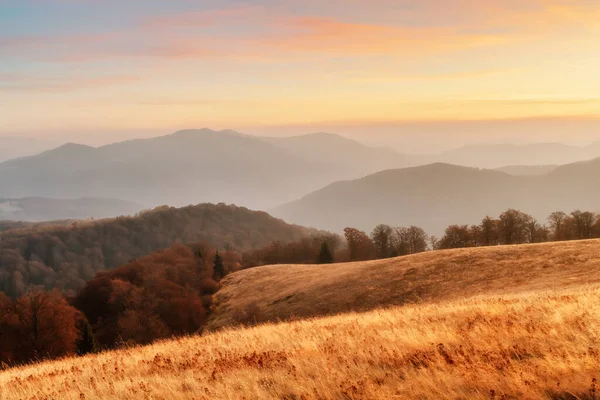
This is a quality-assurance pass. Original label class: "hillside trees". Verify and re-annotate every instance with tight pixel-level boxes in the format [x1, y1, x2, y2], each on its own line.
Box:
[213, 252, 226, 281]
[498, 209, 531, 245]
[0, 203, 311, 298]
[344, 228, 376, 261]
[318, 242, 334, 264]
[371, 224, 393, 258]
[548, 211, 568, 241]
[479, 216, 499, 246]
[74, 244, 234, 348]
[392, 226, 428, 255]
[570, 210, 597, 239]
[438, 225, 472, 249]
[0, 291, 81, 365]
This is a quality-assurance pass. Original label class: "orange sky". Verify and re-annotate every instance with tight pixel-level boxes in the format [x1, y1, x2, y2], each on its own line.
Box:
[1, 0, 599, 146]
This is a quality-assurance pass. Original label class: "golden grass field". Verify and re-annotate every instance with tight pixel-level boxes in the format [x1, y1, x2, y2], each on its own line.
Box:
[207, 240, 600, 330]
[2, 240, 600, 399]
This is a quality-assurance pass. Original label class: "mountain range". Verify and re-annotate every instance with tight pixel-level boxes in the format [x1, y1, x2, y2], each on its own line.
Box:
[436, 142, 600, 169]
[272, 159, 600, 235]
[2, 129, 600, 226]
[0, 129, 420, 210]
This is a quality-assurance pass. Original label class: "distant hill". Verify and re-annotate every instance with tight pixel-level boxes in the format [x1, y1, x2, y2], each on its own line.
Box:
[0, 203, 313, 298]
[0, 129, 417, 210]
[494, 164, 558, 176]
[0, 137, 58, 162]
[0, 219, 78, 234]
[272, 159, 600, 234]
[0, 197, 143, 222]
[263, 132, 423, 178]
[437, 142, 600, 169]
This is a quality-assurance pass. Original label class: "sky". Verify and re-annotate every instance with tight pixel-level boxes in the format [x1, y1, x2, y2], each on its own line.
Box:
[1, 0, 600, 151]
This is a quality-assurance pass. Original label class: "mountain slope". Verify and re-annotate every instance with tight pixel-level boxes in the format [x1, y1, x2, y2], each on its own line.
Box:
[0, 129, 316, 209]
[494, 164, 558, 176]
[0, 197, 142, 221]
[4, 240, 600, 400]
[263, 132, 421, 177]
[437, 142, 600, 168]
[0, 203, 313, 297]
[0, 129, 416, 210]
[273, 159, 600, 233]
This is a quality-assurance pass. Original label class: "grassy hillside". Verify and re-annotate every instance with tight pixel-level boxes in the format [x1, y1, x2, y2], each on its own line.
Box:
[2, 284, 600, 399]
[207, 239, 600, 330]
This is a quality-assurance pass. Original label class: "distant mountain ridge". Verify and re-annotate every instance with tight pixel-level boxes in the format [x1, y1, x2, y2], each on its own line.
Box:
[494, 164, 559, 176]
[0, 197, 143, 222]
[436, 142, 600, 169]
[272, 158, 600, 234]
[0, 129, 420, 210]
[2, 129, 600, 217]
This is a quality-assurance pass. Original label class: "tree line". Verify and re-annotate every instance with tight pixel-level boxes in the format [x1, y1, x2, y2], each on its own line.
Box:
[243, 209, 600, 267]
[435, 209, 600, 250]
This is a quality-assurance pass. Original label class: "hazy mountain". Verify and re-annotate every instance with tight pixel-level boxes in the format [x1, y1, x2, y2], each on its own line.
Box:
[262, 132, 423, 177]
[272, 159, 600, 235]
[0, 129, 417, 210]
[0, 197, 143, 222]
[494, 165, 559, 176]
[436, 142, 600, 169]
[0, 137, 59, 162]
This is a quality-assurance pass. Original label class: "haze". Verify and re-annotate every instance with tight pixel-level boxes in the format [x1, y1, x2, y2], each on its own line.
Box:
[2, 0, 600, 152]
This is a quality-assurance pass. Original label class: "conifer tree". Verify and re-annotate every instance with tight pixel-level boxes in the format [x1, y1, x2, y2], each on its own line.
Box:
[318, 241, 334, 264]
[213, 251, 226, 281]
[76, 318, 98, 355]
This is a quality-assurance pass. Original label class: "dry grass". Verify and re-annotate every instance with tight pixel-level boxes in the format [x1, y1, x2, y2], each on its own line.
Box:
[3, 240, 600, 399]
[207, 239, 600, 330]
[2, 285, 600, 399]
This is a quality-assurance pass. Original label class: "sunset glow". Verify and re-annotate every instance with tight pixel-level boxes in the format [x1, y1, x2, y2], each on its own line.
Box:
[1, 0, 600, 138]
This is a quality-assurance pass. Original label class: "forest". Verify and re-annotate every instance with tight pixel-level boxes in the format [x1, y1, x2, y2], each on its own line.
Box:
[0, 203, 312, 298]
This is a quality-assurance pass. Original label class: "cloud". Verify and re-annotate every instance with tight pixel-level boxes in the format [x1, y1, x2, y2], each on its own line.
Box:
[2, 1, 598, 63]
[0, 73, 140, 92]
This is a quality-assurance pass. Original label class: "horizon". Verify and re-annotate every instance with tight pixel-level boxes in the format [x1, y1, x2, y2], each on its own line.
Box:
[2, 0, 600, 150]
[4, 123, 600, 156]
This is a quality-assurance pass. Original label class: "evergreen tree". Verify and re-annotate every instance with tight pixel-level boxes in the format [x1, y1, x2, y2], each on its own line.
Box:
[317, 241, 334, 264]
[213, 252, 226, 281]
[76, 318, 98, 356]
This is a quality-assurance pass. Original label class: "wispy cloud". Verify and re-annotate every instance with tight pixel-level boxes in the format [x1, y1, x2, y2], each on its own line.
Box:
[0, 73, 140, 92]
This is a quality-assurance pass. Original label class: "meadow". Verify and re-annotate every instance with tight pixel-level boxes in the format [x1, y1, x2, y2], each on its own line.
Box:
[2, 240, 600, 399]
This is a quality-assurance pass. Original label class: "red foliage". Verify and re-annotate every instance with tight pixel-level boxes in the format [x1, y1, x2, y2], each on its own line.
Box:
[74, 244, 237, 348]
[0, 290, 81, 365]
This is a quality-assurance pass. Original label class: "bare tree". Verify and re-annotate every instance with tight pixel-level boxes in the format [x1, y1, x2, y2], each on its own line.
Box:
[499, 209, 532, 245]
[548, 211, 568, 241]
[371, 224, 393, 259]
[571, 210, 597, 239]
[479, 216, 499, 246]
